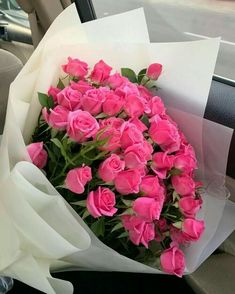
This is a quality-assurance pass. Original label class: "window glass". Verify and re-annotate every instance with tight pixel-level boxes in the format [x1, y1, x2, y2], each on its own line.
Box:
[0, 0, 31, 44]
[92, 0, 235, 80]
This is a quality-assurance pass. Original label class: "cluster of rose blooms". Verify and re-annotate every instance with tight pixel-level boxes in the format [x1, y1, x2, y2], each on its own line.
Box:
[27, 57, 205, 277]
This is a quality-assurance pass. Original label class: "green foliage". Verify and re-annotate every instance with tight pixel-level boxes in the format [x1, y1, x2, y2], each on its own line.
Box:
[91, 218, 105, 237]
[57, 78, 65, 90]
[121, 68, 137, 83]
[137, 68, 147, 84]
[111, 222, 123, 233]
[38, 92, 54, 109]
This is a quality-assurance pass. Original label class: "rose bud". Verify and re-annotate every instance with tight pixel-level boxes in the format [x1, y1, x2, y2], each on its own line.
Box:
[65, 166, 92, 194]
[160, 244, 185, 277]
[27, 142, 48, 169]
[146, 63, 162, 80]
[62, 57, 88, 78]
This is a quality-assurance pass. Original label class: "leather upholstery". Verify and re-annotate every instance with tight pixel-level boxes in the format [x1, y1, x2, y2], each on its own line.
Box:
[0, 49, 23, 133]
[16, 0, 72, 47]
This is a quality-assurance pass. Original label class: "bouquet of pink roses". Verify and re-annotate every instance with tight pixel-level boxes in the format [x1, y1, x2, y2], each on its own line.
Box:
[28, 57, 205, 277]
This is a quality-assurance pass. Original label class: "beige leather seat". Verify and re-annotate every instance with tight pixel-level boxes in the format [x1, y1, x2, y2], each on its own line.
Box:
[0, 49, 23, 133]
[16, 0, 72, 47]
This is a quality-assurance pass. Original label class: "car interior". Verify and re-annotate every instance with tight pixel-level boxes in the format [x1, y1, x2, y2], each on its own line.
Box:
[0, 0, 234, 293]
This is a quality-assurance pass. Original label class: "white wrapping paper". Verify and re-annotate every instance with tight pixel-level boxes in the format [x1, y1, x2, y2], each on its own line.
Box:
[0, 4, 235, 293]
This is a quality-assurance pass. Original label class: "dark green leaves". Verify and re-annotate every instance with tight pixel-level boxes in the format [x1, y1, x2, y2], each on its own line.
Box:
[137, 68, 147, 84]
[38, 92, 54, 109]
[91, 217, 105, 237]
[121, 68, 137, 83]
[57, 78, 65, 90]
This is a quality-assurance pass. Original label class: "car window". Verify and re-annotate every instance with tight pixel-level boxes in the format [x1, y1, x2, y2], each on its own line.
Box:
[92, 0, 235, 81]
[0, 0, 31, 44]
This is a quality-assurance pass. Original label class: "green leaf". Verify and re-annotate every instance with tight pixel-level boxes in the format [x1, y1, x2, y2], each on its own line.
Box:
[57, 78, 65, 90]
[95, 112, 108, 119]
[119, 208, 133, 216]
[91, 218, 105, 237]
[48, 95, 55, 108]
[72, 200, 87, 207]
[82, 210, 90, 219]
[172, 221, 182, 229]
[173, 190, 180, 202]
[145, 80, 156, 89]
[51, 138, 62, 149]
[51, 138, 75, 165]
[51, 128, 59, 138]
[137, 68, 147, 84]
[170, 168, 182, 176]
[38, 92, 50, 108]
[141, 114, 150, 128]
[111, 222, 123, 233]
[117, 231, 129, 239]
[121, 68, 137, 83]
[44, 145, 56, 162]
[121, 198, 133, 207]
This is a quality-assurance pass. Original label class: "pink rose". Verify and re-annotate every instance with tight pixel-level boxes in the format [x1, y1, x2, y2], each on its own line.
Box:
[70, 80, 92, 94]
[99, 117, 124, 130]
[65, 166, 92, 194]
[170, 226, 189, 245]
[140, 175, 165, 199]
[115, 81, 139, 98]
[174, 145, 197, 173]
[57, 86, 82, 110]
[122, 215, 155, 248]
[42, 107, 49, 123]
[81, 87, 107, 115]
[143, 140, 154, 159]
[160, 244, 185, 277]
[67, 110, 99, 142]
[102, 91, 125, 116]
[107, 73, 127, 89]
[98, 154, 125, 182]
[97, 126, 121, 151]
[48, 105, 69, 130]
[90, 60, 112, 84]
[151, 152, 175, 179]
[133, 196, 164, 221]
[128, 118, 148, 132]
[182, 218, 205, 241]
[114, 169, 142, 195]
[146, 63, 162, 80]
[148, 96, 165, 117]
[156, 218, 168, 232]
[174, 154, 197, 173]
[136, 165, 149, 177]
[124, 94, 145, 118]
[155, 218, 168, 241]
[172, 174, 196, 197]
[149, 116, 181, 153]
[124, 143, 152, 169]
[87, 187, 117, 218]
[48, 86, 60, 103]
[120, 122, 144, 149]
[27, 142, 48, 169]
[179, 197, 202, 218]
[137, 85, 153, 101]
[62, 57, 88, 78]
